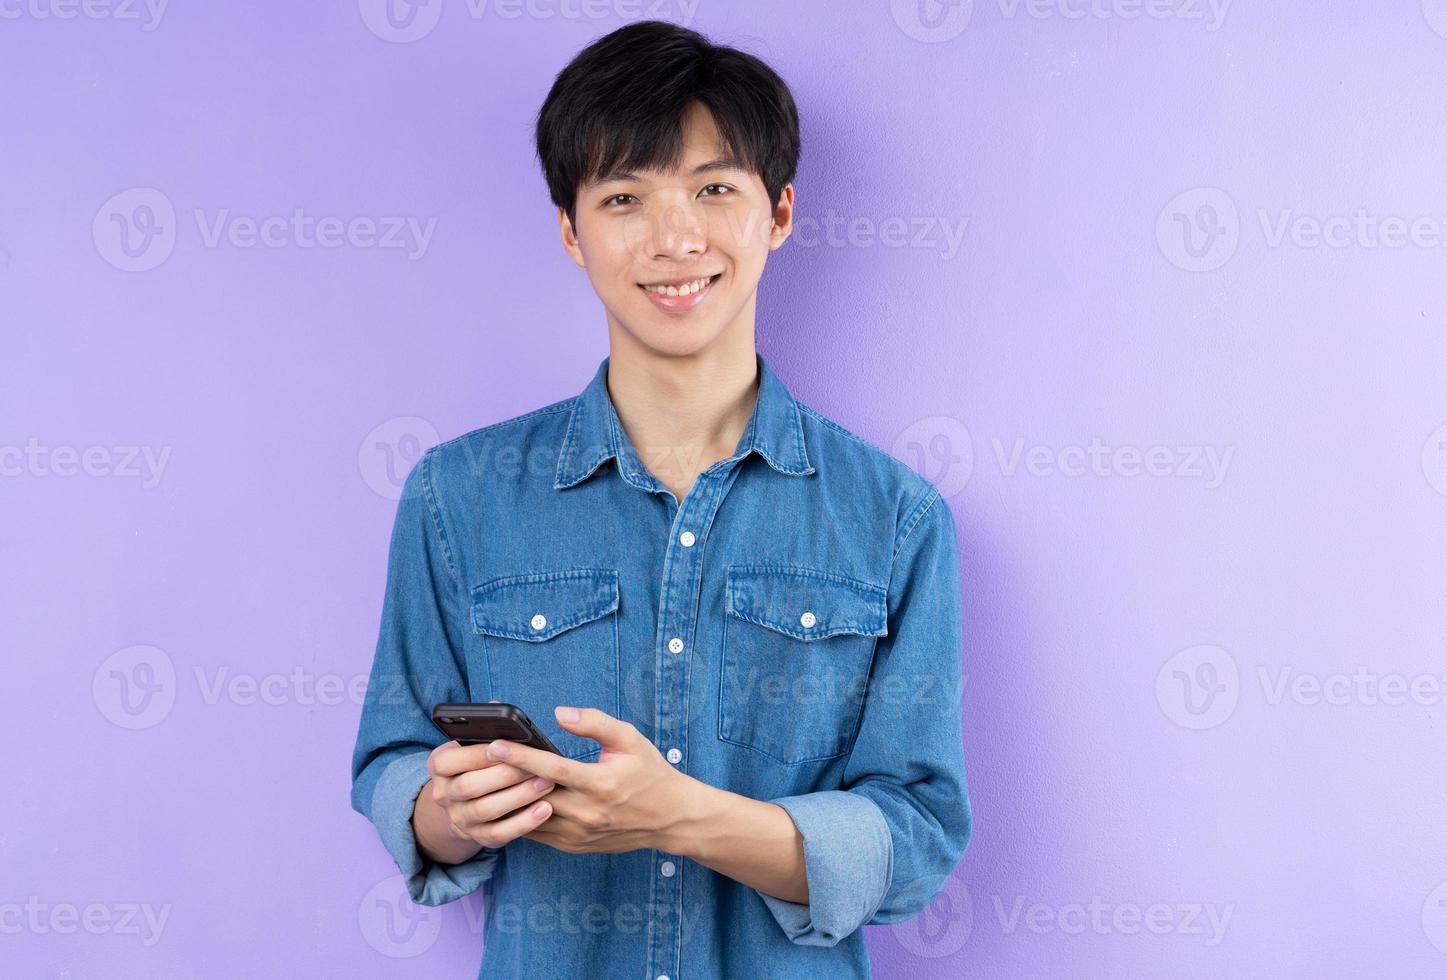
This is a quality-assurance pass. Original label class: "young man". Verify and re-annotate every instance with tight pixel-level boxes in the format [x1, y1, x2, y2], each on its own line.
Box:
[350, 20, 970, 980]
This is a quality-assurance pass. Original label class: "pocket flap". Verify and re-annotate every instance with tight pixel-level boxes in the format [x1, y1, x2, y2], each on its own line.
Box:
[471, 569, 620, 641]
[726, 565, 888, 641]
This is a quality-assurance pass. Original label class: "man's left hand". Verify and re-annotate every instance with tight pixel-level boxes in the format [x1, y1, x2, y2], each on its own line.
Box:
[485, 705, 699, 854]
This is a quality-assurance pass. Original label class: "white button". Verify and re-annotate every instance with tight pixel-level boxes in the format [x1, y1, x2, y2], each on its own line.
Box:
[666, 748, 682, 764]
[800, 611, 816, 628]
[660, 860, 676, 877]
[668, 637, 684, 654]
[657, 976, 671, 980]
[530, 613, 547, 630]
[679, 530, 696, 547]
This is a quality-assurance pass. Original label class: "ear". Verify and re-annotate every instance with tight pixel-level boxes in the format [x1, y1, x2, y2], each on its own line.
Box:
[558, 205, 586, 269]
[768, 183, 795, 250]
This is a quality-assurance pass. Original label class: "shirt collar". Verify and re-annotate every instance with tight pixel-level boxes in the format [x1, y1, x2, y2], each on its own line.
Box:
[554, 351, 815, 491]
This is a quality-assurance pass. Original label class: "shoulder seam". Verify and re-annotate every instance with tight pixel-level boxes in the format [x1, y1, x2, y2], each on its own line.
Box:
[795, 403, 887, 456]
[892, 485, 942, 562]
[419, 446, 462, 586]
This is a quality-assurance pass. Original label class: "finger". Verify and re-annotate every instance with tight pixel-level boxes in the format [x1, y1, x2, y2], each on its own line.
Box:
[446, 763, 545, 802]
[455, 774, 555, 829]
[430, 740, 515, 778]
[525, 783, 592, 816]
[485, 739, 592, 788]
[473, 794, 554, 849]
[553, 705, 638, 752]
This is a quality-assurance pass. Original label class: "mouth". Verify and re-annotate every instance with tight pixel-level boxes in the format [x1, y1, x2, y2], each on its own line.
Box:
[637, 273, 722, 313]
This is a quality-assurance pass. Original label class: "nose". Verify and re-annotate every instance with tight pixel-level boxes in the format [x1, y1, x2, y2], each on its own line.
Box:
[642, 200, 706, 261]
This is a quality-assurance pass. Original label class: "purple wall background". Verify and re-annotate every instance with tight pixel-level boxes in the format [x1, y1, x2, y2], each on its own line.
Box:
[4, 2, 1447, 977]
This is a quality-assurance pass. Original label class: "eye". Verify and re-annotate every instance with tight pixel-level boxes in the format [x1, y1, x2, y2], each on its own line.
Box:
[700, 183, 734, 197]
[604, 193, 638, 207]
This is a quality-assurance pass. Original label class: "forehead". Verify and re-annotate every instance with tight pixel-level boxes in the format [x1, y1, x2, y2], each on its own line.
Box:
[586, 104, 754, 187]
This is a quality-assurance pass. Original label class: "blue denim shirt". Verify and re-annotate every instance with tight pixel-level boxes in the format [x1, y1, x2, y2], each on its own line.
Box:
[350, 352, 971, 979]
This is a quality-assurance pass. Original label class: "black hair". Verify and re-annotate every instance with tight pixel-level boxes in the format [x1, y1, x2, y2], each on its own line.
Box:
[534, 20, 801, 231]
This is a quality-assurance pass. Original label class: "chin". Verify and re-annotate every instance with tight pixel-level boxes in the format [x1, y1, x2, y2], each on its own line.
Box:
[619, 320, 723, 359]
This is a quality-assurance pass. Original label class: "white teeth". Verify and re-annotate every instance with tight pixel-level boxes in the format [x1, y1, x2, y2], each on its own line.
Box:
[644, 276, 713, 297]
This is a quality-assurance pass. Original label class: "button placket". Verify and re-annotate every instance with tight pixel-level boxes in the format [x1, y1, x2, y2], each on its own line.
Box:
[646, 458, 750, 980]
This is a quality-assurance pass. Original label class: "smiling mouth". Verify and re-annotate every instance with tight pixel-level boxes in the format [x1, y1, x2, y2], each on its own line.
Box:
[638, 273, 722, 297]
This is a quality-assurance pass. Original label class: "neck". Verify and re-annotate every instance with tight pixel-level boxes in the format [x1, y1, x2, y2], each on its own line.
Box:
[603, 339, 761, 490]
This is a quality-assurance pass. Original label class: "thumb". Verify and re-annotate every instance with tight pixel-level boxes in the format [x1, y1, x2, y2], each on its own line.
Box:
[554, 705, 635, 750]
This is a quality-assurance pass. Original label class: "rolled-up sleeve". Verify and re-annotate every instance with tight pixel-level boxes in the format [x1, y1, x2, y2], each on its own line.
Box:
[349, 448, 500, 906]
[761, 486, 972, 944]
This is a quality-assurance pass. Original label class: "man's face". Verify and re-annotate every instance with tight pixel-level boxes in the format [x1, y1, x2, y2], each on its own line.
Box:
[560, 101, 794, 359]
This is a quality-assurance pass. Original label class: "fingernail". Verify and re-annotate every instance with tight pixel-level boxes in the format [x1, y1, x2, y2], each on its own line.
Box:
[555, 706, 580, 723]
[486, 741, 511, 760]
[532, 801, 551, 818]
[531, 776, 551, 791]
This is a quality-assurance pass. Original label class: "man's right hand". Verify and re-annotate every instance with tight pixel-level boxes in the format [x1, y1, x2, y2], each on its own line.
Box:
[424, 739, 556, 850]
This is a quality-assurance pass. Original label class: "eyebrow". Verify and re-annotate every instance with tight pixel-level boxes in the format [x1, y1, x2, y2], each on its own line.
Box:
[591, 158, 745, 186]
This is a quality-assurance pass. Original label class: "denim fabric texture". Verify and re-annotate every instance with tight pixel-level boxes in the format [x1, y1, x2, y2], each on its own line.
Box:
[350, 352, 971, 979]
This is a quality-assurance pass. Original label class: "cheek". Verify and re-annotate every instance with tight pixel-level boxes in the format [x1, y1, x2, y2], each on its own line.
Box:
[713, 205, 775, 252]
[576, 239, 632, 287]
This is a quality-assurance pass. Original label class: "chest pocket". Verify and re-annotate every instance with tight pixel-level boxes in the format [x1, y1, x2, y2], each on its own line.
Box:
[471, 568, 620, 760]
[718, 564, 888, 764]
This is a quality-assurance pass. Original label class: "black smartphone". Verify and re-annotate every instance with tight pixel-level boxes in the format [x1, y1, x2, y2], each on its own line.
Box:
[431, 702, 562, 755]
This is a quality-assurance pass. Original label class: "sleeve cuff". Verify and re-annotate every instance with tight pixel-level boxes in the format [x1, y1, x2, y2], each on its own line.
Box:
[758, 790, 894, 946]
[372, 750, 500, 907]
